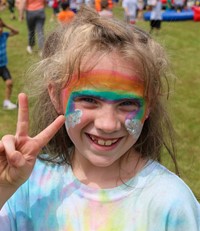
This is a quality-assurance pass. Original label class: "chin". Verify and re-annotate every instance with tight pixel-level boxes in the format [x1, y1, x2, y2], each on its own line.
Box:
[87, 155, 119, 168]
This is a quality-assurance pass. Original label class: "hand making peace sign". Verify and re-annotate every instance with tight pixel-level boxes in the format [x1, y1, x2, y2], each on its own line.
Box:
[0, 93, 65, 196]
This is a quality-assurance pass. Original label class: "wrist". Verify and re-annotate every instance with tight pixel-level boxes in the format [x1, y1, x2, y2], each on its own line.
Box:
[0, 185, 18, 210]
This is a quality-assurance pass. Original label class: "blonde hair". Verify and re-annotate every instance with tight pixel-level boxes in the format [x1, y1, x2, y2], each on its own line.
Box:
[25, 6, 178, 173]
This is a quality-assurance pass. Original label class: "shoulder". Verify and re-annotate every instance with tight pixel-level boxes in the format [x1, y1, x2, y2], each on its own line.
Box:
[145, 161, 200, 215]
[70, 10, 75, 16]
[147, 162, 197, 200]
[139, 161, 200, 228]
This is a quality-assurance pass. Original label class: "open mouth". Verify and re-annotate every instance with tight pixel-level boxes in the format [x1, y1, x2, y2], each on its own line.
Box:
[87, 134, 120, 147]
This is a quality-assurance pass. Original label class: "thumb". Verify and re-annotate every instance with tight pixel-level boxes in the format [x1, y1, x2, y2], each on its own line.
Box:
[7, 150, 26, 168]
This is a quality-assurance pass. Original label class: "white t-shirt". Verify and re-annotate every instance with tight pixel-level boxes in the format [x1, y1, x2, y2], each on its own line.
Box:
[150, 0, 162, 20]
[0, 159, 199, 230]
[122, 0, 138, 19]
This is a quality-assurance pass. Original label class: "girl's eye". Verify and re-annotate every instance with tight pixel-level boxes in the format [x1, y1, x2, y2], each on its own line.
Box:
[119, 100, 140, 111]
[80, 97, 97, 103]
[74, 97, 98, 107]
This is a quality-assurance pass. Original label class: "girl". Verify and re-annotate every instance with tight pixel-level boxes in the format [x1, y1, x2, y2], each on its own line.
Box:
[0, 6, 199, 231]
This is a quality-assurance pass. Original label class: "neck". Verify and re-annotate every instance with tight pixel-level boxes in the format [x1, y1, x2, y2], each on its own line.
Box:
[71, 150, 148, 189]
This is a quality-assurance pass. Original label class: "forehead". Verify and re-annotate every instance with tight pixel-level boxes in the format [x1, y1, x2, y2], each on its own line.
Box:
[72, 70, 143, 93]
[69, 53, 143, 92]
[82, 52, 142, 77]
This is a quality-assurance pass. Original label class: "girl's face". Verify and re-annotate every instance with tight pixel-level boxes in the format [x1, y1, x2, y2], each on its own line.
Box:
[61, 54, 148, 167]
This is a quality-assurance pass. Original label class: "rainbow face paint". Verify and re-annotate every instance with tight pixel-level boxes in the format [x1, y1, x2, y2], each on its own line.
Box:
[62, 70, 147, 137]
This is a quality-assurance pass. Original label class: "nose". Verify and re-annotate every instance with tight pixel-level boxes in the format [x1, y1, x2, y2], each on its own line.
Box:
[94, 105, 121, 133]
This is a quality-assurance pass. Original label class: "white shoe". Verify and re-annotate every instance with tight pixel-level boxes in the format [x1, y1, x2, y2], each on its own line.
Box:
[26, 46, 33, 54]
[3, 100, 17, 110]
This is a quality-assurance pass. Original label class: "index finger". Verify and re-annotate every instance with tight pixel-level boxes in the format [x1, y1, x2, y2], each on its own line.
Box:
[33, 115, 66, 149]
[16, 93, 29, 137]
[0, 140, 4, 153]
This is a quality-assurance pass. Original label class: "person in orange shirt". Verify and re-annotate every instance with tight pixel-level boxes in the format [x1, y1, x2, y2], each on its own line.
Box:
[99, 0, 113, 18]
[95, 0, 113, 12]
[57, 1, 75, 24]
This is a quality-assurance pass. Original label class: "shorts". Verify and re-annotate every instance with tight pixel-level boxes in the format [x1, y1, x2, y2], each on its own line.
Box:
[150, 20, 161, 29]
[0, 66, 12, 81]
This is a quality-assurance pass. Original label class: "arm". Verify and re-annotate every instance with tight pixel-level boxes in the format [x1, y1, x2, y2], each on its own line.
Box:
[0, 93, 65, 210]
[44, 0, 47, 7]
[123, 7, 129, 15]
[19, 0, 27, 21]
[122, 1, 129, 15]
[2, 22, 19, 36]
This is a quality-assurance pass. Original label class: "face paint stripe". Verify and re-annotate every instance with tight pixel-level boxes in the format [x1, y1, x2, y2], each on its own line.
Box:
[78, 70, 143, 83]
[71, 90, 144, 101]
[62, 70, 147, 131]
[62, 71, 144, 105]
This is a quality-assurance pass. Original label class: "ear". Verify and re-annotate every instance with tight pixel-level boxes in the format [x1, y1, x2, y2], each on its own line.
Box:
[48, 83, 64, 115]
[145, 107, 150, 119]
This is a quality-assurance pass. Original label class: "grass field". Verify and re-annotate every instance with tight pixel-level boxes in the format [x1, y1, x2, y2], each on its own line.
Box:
[0, 6, 200, 198]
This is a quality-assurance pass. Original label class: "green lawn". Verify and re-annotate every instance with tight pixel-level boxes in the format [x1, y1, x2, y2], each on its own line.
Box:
[0, 6, 200, 199]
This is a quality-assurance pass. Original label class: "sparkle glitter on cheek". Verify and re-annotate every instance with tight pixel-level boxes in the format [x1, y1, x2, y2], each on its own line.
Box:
[65, 109, 83, 129]
[62, 88, 84, 129]
[125, 118, 143, 139]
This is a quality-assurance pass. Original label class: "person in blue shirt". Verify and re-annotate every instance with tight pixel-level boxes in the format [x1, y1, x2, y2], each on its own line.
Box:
[0, 18, 19, 110]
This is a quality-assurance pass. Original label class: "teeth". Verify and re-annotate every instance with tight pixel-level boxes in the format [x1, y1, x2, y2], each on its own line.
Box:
[98, 139, 105, 145]
[90, 136, 95, 141]
[96, 138, 117, 146]
[105, 140, 112, 146]
[89, 135, 118, 146]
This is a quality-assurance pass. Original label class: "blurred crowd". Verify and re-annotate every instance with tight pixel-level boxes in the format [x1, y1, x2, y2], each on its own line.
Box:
[0, 0, 198, 23]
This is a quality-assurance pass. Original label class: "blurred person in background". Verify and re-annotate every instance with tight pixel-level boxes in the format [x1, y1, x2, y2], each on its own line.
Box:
[7, 0, 16, 20]
[148, 0, 162, 35]
[99, 0, 113, 18]
[49, 0, 60, 22]
[122, 0, 138, 24]
[19, 0, 46, 56]
[137, 0, 144, 20]
[95, 0, 112, 12]
[174, 0, 184, 12]
[0, 18, 19, 110]
[57, 0, 75, 23]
